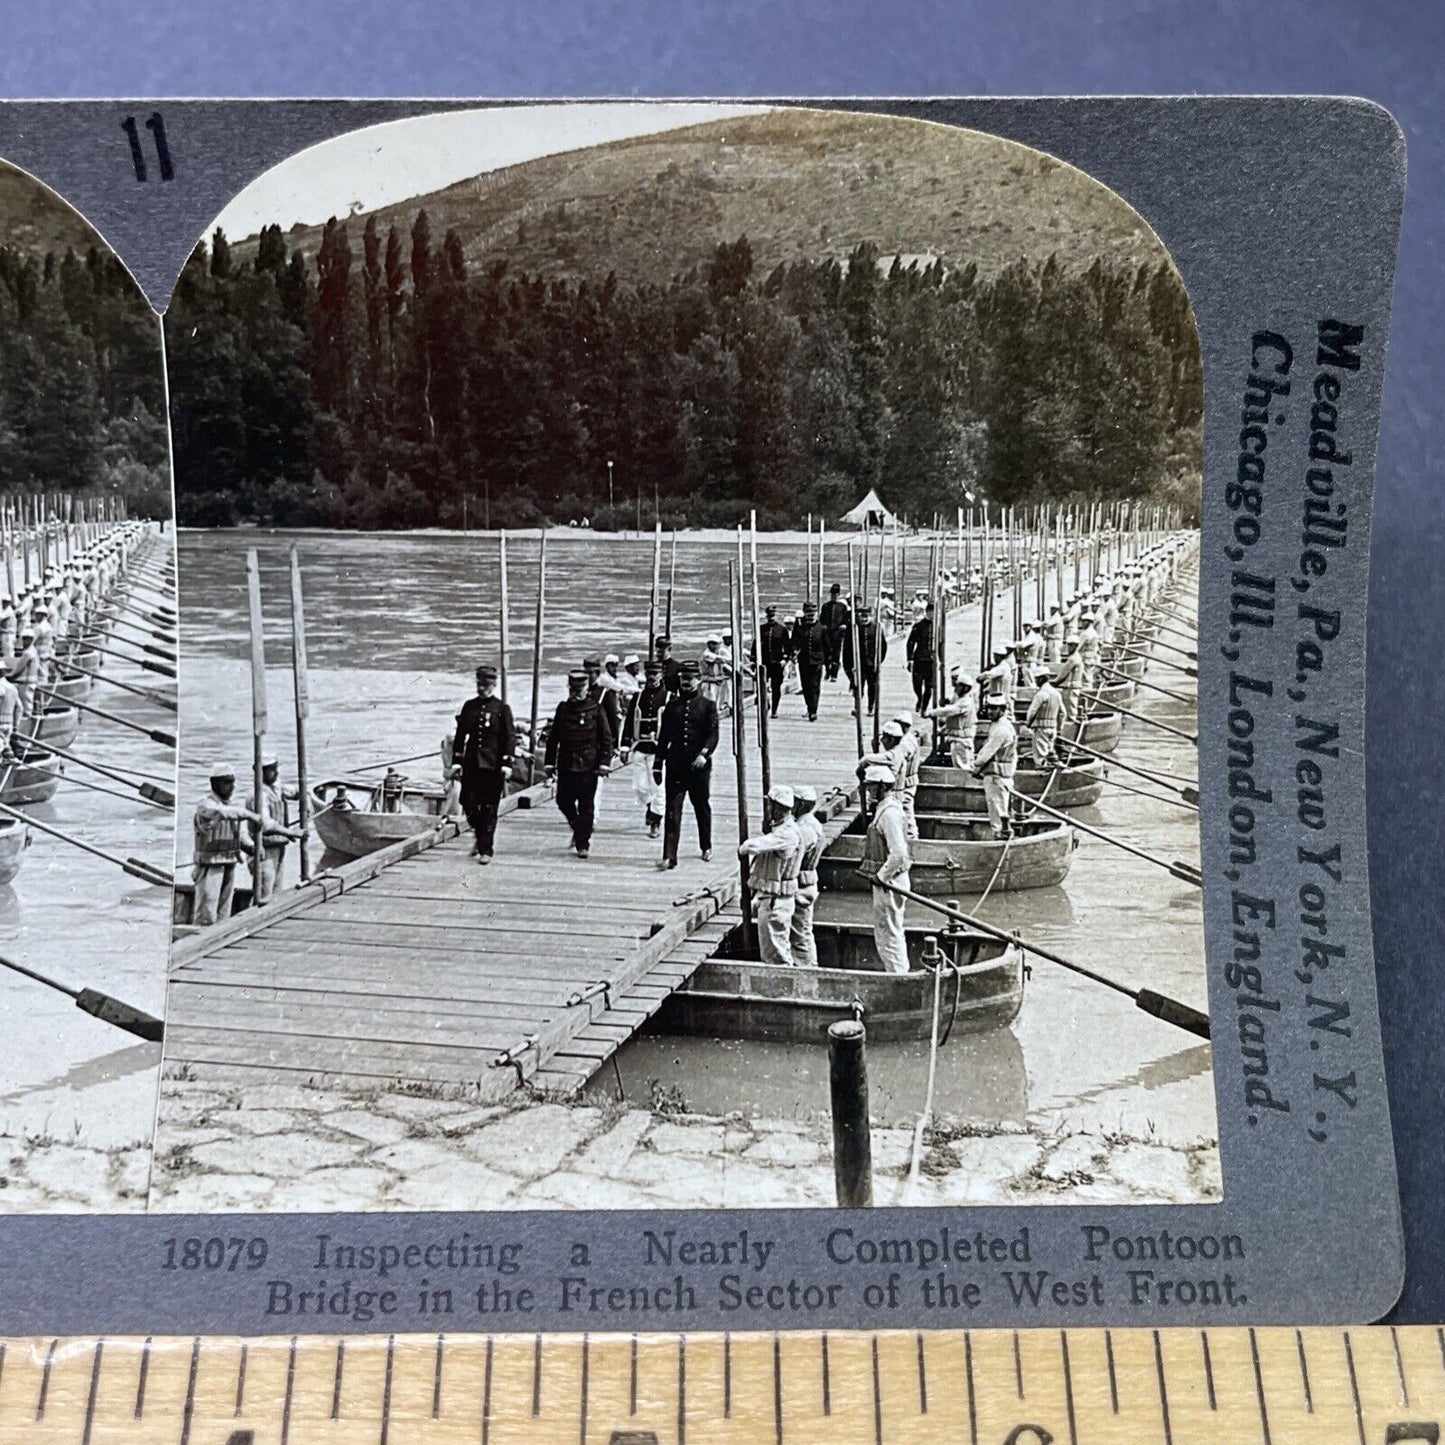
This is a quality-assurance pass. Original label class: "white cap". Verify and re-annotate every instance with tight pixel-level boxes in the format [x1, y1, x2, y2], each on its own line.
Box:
[707, 633, 723, 645]
[1033, 665, 1053, 681]
[795, 784, 817, 804]
[881, 718, 904, 739]
[623, 653, 641, 667]
[767, 783, 795, 808]
[863, 763, 895, 785]
[262, 754, 278, 769]
[604, 653, 620, 666]
[892, 710, 914, 728]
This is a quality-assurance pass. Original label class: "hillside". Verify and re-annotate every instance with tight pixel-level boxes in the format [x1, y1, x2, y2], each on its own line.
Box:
[239, 107, 1171, 281]
[0, 162, 106, 257]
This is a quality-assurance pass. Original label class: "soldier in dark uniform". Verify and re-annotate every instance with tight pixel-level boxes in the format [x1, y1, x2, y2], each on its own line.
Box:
[820, 583, 850, 681]
[755, 605, 793, 718]
[845, 603, 888, 716]
[791, 599, 830, 722]
[544, 669, 614, 859]
[449, 663, 517, 864]
[653, 659, 719, 869]
[906, 601, 937, 713]
[583, 654, 622, 758]
[654, 636, 683, 694]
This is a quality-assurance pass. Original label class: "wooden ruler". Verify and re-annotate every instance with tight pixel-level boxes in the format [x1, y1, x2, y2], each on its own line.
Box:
[0, 1327, 1438, 1444]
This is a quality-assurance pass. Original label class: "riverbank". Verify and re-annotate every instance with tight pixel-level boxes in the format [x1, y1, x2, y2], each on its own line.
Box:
[148, 1076, 1220, 1213]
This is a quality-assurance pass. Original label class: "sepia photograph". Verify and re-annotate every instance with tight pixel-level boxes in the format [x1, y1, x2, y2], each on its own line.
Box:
[0, 160, 176, 1212]
[151, 103, 1213, 1214]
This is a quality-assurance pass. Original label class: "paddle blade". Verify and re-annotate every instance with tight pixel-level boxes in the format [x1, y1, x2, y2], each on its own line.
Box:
[139, 782, 176, 808]
[124, 857, 173, 888]
[1169, 860, 1204, 887]
[148, 728, 178, 748]
[75, 987, 164, 1042]
[1136, 988, 1211, 1039]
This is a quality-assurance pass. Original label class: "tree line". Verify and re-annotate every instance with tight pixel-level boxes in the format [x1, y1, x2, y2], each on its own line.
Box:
[0, 243, 171, 517]
[166, 214, 1202, 530]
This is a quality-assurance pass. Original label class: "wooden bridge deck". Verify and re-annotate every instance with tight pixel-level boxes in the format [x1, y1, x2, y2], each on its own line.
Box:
[164, 650, 922, 1101]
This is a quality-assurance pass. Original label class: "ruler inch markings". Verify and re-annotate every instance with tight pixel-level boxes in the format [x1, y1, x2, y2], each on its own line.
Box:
[12, 1326, 1445, 1442]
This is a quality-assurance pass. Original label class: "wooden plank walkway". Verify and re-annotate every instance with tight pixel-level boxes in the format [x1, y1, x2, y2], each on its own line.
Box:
[165, 640, 921, 1100]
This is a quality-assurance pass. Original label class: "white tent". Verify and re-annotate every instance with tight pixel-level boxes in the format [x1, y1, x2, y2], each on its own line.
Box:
[840, 488, 896, 529]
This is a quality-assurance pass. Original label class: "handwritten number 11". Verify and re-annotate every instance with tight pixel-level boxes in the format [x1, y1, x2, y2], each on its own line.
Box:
[121, 112, 174, 182]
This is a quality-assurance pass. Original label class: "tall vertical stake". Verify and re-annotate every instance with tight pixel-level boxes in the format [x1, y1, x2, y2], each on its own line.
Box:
[288, 546, 312, 883]
[245, 548, 268, 898]
[529, 530, 547, 776]
[729, 558, 755, 955]
[749, 511, 770, 800]
[498, 532, 511, 706]
[647, 522, 662, 658]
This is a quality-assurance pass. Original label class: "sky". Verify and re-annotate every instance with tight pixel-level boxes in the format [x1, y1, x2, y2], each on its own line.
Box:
[213, 102, 769, 240]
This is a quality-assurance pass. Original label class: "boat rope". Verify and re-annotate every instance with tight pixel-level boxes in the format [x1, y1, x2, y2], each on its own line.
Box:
[902, 943, 947, 1206]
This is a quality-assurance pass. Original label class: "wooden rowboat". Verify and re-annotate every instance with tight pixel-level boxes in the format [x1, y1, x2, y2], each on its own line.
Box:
[0, 815, 29, 883]
[49, 671, 91, 703]
[917, 757, 1106, 812]
[310, 778, 451, 860]
[658, 922, 1025, 1043]
[819, 816, 1075, 895]
[0, 752, 62, 806]
[26, 704, 80, 751]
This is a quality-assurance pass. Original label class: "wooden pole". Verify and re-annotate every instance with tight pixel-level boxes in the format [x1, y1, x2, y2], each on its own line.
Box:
[245, 548, 268, 898]
[729, 558, 755, 955]
[288, 545, 312, 883]
[847, 542, 865, 761]
[829, 1020, 873, 1207]
[748, 510, 771, 799]
[647, 522, 662, 658]
[498, 532, 511, 706]
[528, 530, 547, 777]
[664, 530, 677, 643]
[817, 519, 826, 607]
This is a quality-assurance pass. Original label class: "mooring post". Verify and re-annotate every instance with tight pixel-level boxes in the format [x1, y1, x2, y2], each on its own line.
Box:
[828, 1019, 873, 1207]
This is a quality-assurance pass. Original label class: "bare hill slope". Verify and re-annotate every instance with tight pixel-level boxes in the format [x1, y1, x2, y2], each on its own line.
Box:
[252, 107, 1169, 280]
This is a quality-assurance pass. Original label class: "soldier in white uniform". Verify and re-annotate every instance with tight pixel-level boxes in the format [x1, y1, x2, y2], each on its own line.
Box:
[928, 673, 977, 769]
[738, 783, 802, 965]
[971, 696, 1019, 839]
[191, 766, 267, 928]
[250, 755, 305, 904]
[858, 764, 912, 974]
[789, 785, 826, 969]
[1024, 665, 1065, 766]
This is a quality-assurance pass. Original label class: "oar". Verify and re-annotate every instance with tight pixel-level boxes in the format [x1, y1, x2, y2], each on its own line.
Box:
[870, 876, 1209, 1039]
[343, 748, 444, 776]
[1098, 663, 1195, 706]
[81, 642, 176, 678]
[1064, 737, 1199, 803]
[0, 955, 163, 1043]
[95, 613, 176, 647]
[1122, 633, 1197, 664]
[44, 669, 176, 712]
[38, 767, 171, 810]
[0, 798, 172, 886]
[38, 741, 175, 805]
[1085, 766, 1199, 813]
[47, 692, 175, 747]
[96, 597, 176, 627]
[1021, 790, 1202, 887]
[1139, 613, 1198, 646]
[1092, 696, 1198, 746]
[1115, 644, 1197, 677]
[62, 657, 179, 693]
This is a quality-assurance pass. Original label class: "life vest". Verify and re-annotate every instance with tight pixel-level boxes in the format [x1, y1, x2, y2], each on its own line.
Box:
[194, 799, 243, 865]
[749, 821, 802, 897]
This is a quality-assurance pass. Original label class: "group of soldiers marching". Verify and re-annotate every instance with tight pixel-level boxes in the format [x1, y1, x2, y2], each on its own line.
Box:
[0, 522, 145, 758]
[192, 535, 1188, 980]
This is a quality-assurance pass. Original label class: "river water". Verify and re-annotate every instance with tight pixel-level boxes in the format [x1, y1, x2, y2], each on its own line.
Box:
[0, 547, 176, 1205]
[176, 529, 1216, 1158]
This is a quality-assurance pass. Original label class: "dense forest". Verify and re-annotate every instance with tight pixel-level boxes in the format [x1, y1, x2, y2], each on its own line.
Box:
[0, 241, 171, 517]
[167, 216, 1202, 530]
